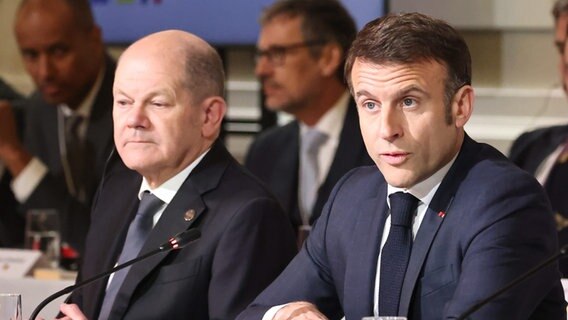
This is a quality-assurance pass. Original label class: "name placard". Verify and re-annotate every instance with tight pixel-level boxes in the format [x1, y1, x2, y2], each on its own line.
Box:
[0, 249, 42, 278]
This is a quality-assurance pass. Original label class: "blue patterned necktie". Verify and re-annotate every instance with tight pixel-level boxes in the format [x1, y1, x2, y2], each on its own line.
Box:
[97, 191, 164, 320]
[299, 128, 328, 224]
[379, 192, 419, 316]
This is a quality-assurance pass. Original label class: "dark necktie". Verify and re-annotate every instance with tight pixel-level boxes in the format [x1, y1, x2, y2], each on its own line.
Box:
[64, 114, 86, 202]
[544, 140, 568, 229]
[379, 192, 419, 316]
[98, 191, 164, 320]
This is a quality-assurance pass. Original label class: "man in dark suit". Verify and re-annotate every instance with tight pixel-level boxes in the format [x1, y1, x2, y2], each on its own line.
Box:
[0, 79, 25, 247]
[245, 0, 373, 244]
[509, 0, 568, 277]
[238, 13, 566, 320]
[60, 30, 297, 320]
[0, 0, 114, 254]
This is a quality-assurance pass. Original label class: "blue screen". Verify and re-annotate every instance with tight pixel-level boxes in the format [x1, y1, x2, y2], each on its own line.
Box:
[91, 0, 385, 46]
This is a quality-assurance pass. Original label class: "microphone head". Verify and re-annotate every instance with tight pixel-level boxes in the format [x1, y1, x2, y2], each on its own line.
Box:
[163, 228, 201, 250]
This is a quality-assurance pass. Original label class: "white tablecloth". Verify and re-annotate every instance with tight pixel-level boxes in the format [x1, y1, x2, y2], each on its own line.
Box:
[0, 277, 74, 319]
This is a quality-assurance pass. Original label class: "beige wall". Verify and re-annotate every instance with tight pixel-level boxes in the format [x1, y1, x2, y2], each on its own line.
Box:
[0, 0, 30, 94]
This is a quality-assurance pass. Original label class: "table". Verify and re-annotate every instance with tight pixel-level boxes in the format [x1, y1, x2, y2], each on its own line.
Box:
[0, 277, 74, 319]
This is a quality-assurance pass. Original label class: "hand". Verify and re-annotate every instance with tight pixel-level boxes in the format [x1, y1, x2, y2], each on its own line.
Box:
[0, 100, 31, 176]
[56, 303, 88, 320]
[274, 301, 328, 320]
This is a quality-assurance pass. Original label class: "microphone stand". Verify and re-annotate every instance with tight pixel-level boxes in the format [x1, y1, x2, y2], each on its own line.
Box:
[456, 244, 568, 320]
[29, 228, 201, 320]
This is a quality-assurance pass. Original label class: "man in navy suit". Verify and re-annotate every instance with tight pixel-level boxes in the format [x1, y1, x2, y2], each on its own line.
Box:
[245, 0, 373, 244]
[0, 0, 114, 254]
[238, 13, 566, 320]
[59, 30, 297, 320]
[509, 0, 568, 276]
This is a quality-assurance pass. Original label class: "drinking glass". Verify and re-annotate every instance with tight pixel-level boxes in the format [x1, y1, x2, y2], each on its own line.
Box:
[0, 294, 22, 320]
[25, 209, 61, 269]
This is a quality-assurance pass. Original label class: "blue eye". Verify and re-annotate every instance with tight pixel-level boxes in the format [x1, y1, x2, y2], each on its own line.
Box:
[402, 98, 416, 107]
[363, 101, 377, 110]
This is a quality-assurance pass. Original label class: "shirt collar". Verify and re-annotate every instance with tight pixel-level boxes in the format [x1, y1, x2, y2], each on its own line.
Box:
[299, 90, 350, 140]
[387, 151, 459, 208]
[138, 149, 210, 204]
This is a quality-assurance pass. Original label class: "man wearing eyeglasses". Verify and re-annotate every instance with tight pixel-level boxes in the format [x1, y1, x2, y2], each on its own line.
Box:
[509, 0, 568, 277]
[245, 0, 373, 246]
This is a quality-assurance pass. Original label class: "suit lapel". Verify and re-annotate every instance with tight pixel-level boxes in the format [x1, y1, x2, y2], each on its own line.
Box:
[109, 142, 231, 319]
[312, 101, 369, 223]
[85, 160, 141, 319]
[276, 123, 301, 226]
[399, 135, 480, 315]
[343, 182, 388, 319]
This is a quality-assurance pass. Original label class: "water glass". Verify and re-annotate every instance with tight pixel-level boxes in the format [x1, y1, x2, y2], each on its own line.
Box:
[0, 294, 22, 320]
[25, 209, 61, 269]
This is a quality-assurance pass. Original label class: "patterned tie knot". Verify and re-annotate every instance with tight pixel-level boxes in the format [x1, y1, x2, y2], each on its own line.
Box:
[65, 114, 84, 137]
[302, 128, 328, 155]
[389, 192, 419, 228]
[137, 191, 164, 225]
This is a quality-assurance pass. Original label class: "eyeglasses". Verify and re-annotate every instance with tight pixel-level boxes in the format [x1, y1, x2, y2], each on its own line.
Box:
[255, 40, 327, 66]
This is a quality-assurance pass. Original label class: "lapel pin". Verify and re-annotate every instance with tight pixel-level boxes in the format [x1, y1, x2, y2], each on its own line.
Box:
[184, 209, 196, 222]
[438, 211, 446, 218]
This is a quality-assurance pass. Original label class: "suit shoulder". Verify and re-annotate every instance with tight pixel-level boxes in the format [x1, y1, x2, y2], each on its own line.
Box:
[510, 124, 568, 158]
[248, 122, 298, 150]
[328, 165, 383, 199]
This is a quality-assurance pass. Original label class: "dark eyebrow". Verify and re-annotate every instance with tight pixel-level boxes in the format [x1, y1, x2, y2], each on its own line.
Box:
[354, 89, 374, 100]
[355, 85, 430, 101]
[393, 85, 430, 101]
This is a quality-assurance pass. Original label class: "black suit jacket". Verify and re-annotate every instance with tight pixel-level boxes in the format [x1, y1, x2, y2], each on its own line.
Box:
[509, 124, 568, 175]
[68, 141, 297, 320]
[0, 80, 26, 247]
[239, 135, 566, 320]
[13, 55, 116, 253]
[245, 101, 373, 230]
[509, 124, 568, 276]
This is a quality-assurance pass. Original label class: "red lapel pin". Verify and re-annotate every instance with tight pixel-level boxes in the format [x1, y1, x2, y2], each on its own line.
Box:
[438, 211, 446, 218]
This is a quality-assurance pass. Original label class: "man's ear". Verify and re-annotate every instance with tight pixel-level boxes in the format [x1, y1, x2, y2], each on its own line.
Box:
[201, 96, 227, 139]
[452, 85, 474, 128]
[318, 43, 343, 78]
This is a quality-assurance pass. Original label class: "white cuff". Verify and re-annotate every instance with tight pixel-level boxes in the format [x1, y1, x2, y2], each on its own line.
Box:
[262, 304, 288, 320]
[11, 157, 48, 202]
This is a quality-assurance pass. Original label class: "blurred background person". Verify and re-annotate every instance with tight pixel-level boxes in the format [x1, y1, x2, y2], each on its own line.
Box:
[0, 0, 115, 258]
[509, 0, 568, 277]
[61, 29, 296, 320]
[245, 0, 373, 245]
[0, 79, 25, 247]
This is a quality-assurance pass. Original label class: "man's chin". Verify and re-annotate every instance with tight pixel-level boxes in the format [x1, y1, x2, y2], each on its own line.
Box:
[41, 93, 67, 106]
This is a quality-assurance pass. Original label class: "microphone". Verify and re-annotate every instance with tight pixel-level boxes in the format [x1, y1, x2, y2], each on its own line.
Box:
[455, 244, 568, 320]
[29, 228, 201, 320]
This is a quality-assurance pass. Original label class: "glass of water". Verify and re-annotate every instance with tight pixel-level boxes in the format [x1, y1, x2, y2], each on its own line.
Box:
[0, 294, 22, 320]
[25, 209, 60, 269]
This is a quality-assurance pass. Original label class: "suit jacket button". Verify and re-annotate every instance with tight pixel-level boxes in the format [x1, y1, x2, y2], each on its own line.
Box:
[184, 209, 196, 221]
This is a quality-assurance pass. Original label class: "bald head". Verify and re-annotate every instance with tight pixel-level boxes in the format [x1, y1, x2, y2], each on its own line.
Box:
[120, 30, 225, 104]
[113, 30, 227, 186]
